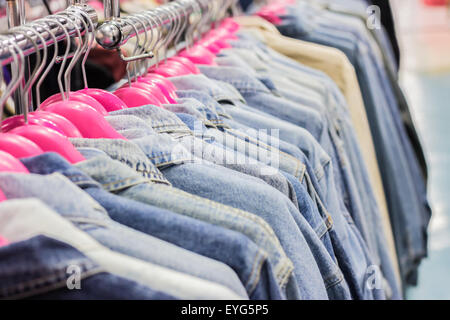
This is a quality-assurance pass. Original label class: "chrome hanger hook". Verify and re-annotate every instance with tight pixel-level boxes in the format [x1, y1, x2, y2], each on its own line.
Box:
[0, 36, 25, 123]
[34, 18, 60, 109]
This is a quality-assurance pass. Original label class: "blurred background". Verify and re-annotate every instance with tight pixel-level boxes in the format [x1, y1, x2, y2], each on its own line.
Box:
[392, 0, 450, 299]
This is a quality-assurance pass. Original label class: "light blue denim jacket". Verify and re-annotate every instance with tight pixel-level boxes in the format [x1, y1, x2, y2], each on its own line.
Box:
[0, 172, 250, 299]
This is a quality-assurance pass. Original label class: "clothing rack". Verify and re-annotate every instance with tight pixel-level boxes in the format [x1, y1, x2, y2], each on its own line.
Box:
[0, 2, 97, 66]
[0, 0, 97, 113]
[96, 0, 237, 51]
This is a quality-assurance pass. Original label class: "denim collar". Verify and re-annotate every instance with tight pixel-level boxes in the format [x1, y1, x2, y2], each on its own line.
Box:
[131, 133, 196, 168]
[175, 113, 216, 144]
[214, 50, 280, 94]
[0, 235, 101, 299]
[0, 172, 109, 221]
[20, 152, 102, 190]
[169, 74, 246, 105]
[109, 105, 192, 137]
[69, 138, 171, 185]
[105, 114, 158, 140]
[277, 4, 318, 37]
[75, 153, 154, 193]
[105, 114, 157, 135]
[164, 98, 218, 128]
[197, 64, 271, 95]
[175, 90, 233, 120]
[218, 48, 268, 73]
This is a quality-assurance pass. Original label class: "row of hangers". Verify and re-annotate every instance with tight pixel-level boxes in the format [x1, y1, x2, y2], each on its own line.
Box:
[0, 0, 291, 203]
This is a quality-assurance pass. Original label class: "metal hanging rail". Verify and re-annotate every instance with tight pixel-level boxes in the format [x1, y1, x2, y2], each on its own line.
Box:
[0, 3, 98, 66]
[95, 0, 235, 50]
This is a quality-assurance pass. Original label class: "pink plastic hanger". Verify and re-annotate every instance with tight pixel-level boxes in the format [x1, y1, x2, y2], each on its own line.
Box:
[28, 18, 84, 138]
[115, 14, 172, 105]
[43, 101, 126, 139]
[256, 0, 292, 25]
[0, 34, 46, 160]
[193, 15, 239, 54]
[2, 112, 83, 138]
[178, 42, 217, 66]
[0, 133, 44, 158]
[141, 74, 179, 103]
[37, 13, 127, 139]
[72, 7, 127, 112]
[176, 1, 220, 65]
[0, 189, 6, 202]
[1, 23, 75, 137]
[112, 19, 165, 108]
[0, 234, 9, 246]
[11, 125, 86, 163]
[0, 19, 86, 165]
[8, 25, 86, 162]
[40, 92, 108, 116]
[119, 80, 170, 104]
[39, 11, 108, 116]
[0, 150, 30, 173]
[79, 88, 128, 112]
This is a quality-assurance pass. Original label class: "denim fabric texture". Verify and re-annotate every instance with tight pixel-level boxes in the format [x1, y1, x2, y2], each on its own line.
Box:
[20, 153, 283, 299]
[0, 235, 177, 300]
[0, 198, 243, 300]
[70, 134, 349, 299]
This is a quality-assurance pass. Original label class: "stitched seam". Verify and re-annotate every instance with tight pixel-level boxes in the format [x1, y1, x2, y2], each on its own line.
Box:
[277, 260, 295, 290]
[324, 271, 345, 290]
[102, 177, 149, 189]
[273, 258, 295, 288]
[245, 249, 267, 295]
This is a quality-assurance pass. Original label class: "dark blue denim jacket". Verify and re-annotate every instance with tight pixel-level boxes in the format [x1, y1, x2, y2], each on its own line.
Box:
[20, 153, 280, 300]
[0, 235, 176, 300]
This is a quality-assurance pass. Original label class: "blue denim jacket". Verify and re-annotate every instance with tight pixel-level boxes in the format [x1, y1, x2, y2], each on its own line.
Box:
[0, 171, 249, 299]
[106, 103, 351, 299]
[223, 35, 399, 299]
[70, 133, 349, 299]
[0, 234, 176, 300]
[70, 143, 299, 299]
[275, 1, 424, 295]
[168, 70, 389, 299]
[20, 152, 281, 300]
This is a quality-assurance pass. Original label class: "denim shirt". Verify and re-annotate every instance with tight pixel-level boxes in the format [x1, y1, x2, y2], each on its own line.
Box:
[19, 152, 289, 299]
[275, 2, 419, 295]
[88, 106, 345, 299]
[0, 234, 176, 300]
[69, 136, 349, 299]
[72, 147, 299, 299]
[168, 93, 310, 182]
[0, 198, 242, 300]
[166, 54, 387, 299]
[227, 33, 398, 297]
[169, 75, 332, 191]
[0, 167, 251, 299]
[107, 108, 301, 210]
[83, 133, 350, 299]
